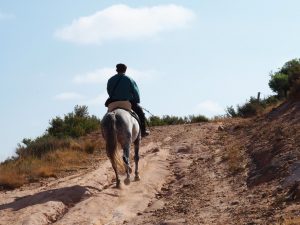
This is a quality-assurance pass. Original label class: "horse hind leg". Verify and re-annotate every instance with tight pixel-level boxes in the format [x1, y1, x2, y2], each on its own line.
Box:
[134, 139, 141, 181]
[112, 164, 121, 188]
[122, 145, 132, 185]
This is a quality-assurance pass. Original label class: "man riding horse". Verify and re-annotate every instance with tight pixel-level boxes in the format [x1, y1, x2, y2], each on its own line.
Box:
[105, 63, 150, 137]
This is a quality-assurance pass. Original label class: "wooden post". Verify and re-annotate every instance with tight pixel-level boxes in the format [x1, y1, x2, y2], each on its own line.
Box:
[257, 92, 261, 102]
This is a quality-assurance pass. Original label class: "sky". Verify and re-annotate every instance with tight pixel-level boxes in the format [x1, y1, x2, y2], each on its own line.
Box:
[1, 0, 300, 161]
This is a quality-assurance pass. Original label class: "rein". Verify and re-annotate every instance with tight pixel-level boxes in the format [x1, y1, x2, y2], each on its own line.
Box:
[141, 107, 155, 117]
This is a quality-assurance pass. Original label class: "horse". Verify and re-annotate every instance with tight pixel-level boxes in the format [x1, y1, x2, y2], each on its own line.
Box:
[101, 108, 141, 188]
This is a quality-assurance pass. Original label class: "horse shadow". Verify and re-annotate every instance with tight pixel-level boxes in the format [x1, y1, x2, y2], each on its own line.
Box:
[0, 185, 92, 211]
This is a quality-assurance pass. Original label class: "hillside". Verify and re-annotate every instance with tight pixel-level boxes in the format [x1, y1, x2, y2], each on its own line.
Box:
[130, 100, 300, 225]
[0, 100, 299, 224]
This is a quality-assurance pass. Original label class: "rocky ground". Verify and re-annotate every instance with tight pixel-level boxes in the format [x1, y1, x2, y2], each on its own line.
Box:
[0, 100, 299, 225]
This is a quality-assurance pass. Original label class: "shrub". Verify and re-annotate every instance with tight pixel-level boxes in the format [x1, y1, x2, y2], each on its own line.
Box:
[161, 115, 186, 125]
[189, 115, 209, 123]
[147, 116, 166, 126]
[269, 59, 300, 99]
[16, 136, 72, 158]
[147, 115, 186, 126]
[226, 95, 280, 118]
[226, 106, 238, 118]
[47, 105, 100, 138]
[237, 97, 263, 117]
[147, 114, 208, 126]
[289, 78, 300, 98]
[261, 95, 280, 105]
[83, 141, 96, 154]
[269, 73, 289, 98]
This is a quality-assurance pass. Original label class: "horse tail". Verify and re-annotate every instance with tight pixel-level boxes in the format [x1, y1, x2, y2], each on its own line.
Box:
[102, 113, 125, 174]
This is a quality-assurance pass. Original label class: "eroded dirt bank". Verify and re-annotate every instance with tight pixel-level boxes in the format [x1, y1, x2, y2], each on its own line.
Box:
[0, 104, 299, 225]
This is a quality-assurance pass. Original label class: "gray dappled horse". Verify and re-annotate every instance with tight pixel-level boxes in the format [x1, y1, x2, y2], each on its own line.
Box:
[101, 108, 141, 188]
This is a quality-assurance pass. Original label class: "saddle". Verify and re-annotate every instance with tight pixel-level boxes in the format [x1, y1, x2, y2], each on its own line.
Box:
[107, 101, 141, 128]
[107, 100, 131, 112]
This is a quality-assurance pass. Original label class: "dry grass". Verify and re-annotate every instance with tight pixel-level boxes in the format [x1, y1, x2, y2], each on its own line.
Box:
[259, 100, 285, 115]
[0, 138, 105, 190]
[0, 166, 27, 189]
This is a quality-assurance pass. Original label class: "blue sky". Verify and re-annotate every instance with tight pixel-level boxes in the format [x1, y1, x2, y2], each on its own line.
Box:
[1, 0, 300, 161]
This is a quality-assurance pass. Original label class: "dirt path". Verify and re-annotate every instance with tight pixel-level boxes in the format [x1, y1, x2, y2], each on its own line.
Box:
[0, 122, 288, 225]
[0, 138, 173, 225]
[129, 122, 243, 224]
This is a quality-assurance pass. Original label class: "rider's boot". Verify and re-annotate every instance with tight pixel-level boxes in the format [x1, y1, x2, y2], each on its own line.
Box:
[140, 117, 150, 137]
[131, 103, 150, 137]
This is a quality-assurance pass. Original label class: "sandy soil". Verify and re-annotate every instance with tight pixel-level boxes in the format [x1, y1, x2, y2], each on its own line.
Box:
[0, 117, 299, 224]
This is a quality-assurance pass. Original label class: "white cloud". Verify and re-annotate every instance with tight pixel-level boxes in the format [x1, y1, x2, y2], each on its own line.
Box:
[195, 100, 224, 117]
[73, 68, 112, 84]
[0, 12, 15, 20]
[73, 67, 157, 84]
[84, 92, 108, 106]
[54, 4, 195, 44]
[54, 91, 108, 106]
[54, 92, 84, 101]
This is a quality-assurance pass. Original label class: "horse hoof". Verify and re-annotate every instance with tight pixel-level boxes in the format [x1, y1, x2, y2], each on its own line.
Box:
[124, 178, 131, 185]
[134, 175, 140, 181]
[116, 180, 121, 189]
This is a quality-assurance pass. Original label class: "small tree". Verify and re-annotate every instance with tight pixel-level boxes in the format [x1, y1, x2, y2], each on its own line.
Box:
[269, 59, 300, 98]
[268, 72, 289, 98]
[279, 59, 300, 81]
[280, 59, 300, 98]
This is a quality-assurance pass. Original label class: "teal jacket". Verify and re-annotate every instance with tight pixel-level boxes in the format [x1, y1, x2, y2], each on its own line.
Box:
[107, 74, 140, 103]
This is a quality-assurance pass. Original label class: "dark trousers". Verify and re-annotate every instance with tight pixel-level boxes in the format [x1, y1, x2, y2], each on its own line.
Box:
[131, 102, 146, 132]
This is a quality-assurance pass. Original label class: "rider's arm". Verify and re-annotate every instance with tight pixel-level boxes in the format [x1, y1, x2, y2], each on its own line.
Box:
[130, 79, 140, 103]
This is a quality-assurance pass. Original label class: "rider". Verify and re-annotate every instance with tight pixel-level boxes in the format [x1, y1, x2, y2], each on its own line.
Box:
[105, 63, 150, 137]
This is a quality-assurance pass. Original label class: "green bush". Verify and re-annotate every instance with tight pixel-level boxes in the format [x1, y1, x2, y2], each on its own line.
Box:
[15, 105, 101, 159]
[147, 116, 166, 126]
[161, 115, 186, 125]
[147, 114, 208, 126]
[268, 73, 289, 98]
[261, 95, 280, 105]
[226, 96, 280, 118]
[189, 115, 209, 123]
[289, 79, 300, 98]
[269, 59, 300, 98]
[236, 97, 262, 117]
[47, 105, 100, 138]
[226, 106, 238, 118]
